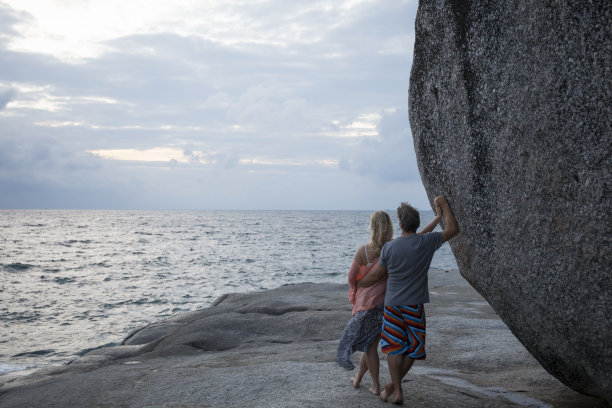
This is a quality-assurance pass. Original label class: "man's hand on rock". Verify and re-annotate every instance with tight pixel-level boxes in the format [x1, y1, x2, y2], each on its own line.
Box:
[434, 201, 442, 217]
[434, 195, 448, 210]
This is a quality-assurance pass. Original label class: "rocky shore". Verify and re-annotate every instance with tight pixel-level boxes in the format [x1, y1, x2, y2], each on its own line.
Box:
[0, 268, 605, 407]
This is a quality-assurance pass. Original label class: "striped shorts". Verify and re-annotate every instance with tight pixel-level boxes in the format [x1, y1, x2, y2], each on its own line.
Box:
[380, 304, 426, 359]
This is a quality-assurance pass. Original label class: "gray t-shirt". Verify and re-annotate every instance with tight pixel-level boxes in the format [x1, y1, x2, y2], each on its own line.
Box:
[379, 232, 443, 306]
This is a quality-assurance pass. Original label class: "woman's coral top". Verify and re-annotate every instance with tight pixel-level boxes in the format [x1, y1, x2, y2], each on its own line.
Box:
[347, 245, 387, 315]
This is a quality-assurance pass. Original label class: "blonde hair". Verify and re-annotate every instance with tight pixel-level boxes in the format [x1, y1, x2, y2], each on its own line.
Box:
[369, 211, 393, 256]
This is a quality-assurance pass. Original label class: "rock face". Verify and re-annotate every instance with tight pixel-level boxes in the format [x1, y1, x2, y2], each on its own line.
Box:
[409, 0, 611, 401]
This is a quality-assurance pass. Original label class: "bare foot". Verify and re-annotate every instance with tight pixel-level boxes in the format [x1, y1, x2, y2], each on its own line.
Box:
[368, 381, 380, 395]
[351, 376, 360, 388]
[391, 390, 404, 405]
[380, 382, 393, 402]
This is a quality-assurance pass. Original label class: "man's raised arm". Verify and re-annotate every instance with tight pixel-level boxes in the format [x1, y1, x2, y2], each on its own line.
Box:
[418, 200, 442, 234]
[434, 195, 458, 243]
[356, 263, 387, 288]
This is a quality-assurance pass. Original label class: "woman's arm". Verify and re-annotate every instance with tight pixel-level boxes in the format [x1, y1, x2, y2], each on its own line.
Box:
[348, 246, 365, 284]
[347, 247, 364, 304]
[348, 259, 361, 286]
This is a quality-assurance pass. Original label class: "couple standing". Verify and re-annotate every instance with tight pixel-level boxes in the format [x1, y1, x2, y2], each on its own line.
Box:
[336, 195, 458, 404]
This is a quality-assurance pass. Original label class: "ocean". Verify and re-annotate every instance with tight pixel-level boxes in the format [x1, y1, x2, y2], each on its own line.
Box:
[0, 210, 457, 375]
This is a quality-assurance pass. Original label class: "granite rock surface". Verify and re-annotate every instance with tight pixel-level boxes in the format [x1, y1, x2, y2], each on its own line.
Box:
[409, 0, 611, 401]
[0, 271, 604, 407]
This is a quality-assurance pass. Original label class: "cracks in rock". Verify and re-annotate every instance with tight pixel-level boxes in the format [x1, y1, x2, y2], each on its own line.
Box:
[186, 341, 237, 352]
[211, 294, 229, 307]
[234, 306, 309, 316]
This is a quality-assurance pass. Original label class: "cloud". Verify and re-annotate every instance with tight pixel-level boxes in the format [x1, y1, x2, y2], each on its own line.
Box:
[3, 1, 412, 61]
[0, 2, 31, 44]
[0, 86, 16, 109]
[87, 147, 189, 163]
[341, 108, 421, 183]
[226, 81, 311, 132]
[0, 1, 423, 210]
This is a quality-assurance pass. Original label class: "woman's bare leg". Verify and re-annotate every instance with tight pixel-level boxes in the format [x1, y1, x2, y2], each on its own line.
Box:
[364, 337, 380, 394]
[351, 353, 368, 388]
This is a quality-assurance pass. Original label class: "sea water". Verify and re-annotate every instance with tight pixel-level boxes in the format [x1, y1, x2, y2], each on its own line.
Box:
[0, 210, 457, 374]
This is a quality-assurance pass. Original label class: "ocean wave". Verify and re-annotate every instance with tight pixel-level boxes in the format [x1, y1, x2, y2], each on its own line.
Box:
[58, 239, 93, 247]
[52, 277, 76, 284]
[0, 310, 43, 323]
[2, 262, 35, 272]
[90, 261, 110, 268]
[0, 362, 28, 375]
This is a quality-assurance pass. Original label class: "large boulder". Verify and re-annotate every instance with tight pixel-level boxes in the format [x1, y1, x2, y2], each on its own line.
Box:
[409, 0, 611, 402]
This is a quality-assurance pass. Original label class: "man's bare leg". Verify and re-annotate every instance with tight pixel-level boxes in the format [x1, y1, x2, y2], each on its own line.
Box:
[351, 353, 367, 388]
[364, 337, 380, 394]
[387, 354, 405, 404]
[380, 382, 394, 402]
[381, 354, 414, 404]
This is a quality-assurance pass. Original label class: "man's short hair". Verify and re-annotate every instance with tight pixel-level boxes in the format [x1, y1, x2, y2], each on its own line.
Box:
[397, 202, 420, 233]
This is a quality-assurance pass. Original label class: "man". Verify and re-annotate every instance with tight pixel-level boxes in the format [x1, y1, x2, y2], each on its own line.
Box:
[357, 195, 458, 404]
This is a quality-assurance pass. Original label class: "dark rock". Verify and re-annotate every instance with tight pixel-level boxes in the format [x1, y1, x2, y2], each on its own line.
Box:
[409, 0, 611, 402]
[122, 283, 349, 352]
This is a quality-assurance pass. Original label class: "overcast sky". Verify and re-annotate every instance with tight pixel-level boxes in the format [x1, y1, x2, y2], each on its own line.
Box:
[0, 0, 429, 210]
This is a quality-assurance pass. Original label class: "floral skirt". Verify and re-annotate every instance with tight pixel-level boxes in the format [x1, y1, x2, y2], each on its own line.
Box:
[335, 303, 384, 370]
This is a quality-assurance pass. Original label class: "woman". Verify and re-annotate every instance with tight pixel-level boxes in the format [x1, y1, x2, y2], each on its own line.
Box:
[336, 208, 442, 395]
[335, 210, 393, 395]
